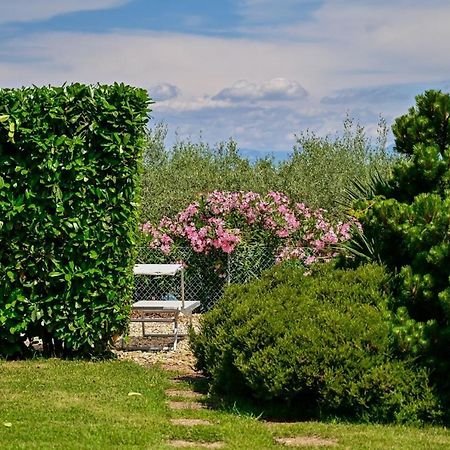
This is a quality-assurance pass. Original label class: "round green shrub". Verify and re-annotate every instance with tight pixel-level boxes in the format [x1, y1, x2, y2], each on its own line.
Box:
[191, 263, 441, 424]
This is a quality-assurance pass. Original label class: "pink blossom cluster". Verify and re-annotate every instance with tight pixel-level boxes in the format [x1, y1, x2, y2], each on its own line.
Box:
[277, 216, 360, 266]
[142, 201, 241, 255]
[141, 191, 359, 265]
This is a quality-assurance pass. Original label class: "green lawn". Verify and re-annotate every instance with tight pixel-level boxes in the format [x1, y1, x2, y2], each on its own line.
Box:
[0, 359, 449, 449]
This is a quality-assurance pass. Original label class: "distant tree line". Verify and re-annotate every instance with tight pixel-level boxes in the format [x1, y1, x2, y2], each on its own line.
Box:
[139, 118, 395, 223]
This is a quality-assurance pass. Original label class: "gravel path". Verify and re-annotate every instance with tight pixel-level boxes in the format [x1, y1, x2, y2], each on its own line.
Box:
[114, 314, 201, 375]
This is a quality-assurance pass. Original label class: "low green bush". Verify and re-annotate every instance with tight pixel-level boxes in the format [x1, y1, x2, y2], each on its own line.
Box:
[191, 263, 441, 424]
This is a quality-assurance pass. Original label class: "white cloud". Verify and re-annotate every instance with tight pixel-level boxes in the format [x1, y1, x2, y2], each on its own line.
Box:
[0, 31, 317, 95]
[2, 0, 450, 150]
[322, 85, 415, 108]
[4, 24, 446, 99]
[282, 1, 450, 72]
[153, 95, 361, 151]
[149, 83, 180, 102]
[0, 0, 130, 25]
[154, 97, 230, 113]
[213, 78, 308, 102]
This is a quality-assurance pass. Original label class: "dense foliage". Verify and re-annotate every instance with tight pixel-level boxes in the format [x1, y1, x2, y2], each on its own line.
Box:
[0, 83, 150, 357]
[140, 119, 394, 222]
[352, 90, 450, 403]
[191, 263, 441, 424]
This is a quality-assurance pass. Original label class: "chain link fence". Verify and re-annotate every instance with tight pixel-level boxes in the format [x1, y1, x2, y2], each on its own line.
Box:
[134, 246, 276, 311]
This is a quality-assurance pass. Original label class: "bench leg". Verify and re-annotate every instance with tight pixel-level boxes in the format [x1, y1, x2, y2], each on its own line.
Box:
[173, 311, 180, 351]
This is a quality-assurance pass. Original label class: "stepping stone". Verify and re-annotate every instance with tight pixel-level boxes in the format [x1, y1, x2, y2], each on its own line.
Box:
[167, 440, 224, 448]
[275, 436, 337, 447]
[265, 421, 300, 429]
[166, 389, 203, 399]
[167, 401, 206, 410]
[170, 374, 206, 384]
[170, 418, 212, 426]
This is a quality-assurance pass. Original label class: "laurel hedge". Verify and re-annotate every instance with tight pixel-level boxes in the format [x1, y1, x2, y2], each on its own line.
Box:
[0, 83, 150, 357]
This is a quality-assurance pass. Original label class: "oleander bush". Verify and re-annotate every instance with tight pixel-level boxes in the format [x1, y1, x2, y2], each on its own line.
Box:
[142, 190, 357, 264]
[141, 190, 358, 309]
[0, 83, 150, 357]
[191, 263, 442, 424]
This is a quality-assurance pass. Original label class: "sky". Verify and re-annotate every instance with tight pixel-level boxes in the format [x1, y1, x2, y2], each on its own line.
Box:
[1, 0, 450, 154]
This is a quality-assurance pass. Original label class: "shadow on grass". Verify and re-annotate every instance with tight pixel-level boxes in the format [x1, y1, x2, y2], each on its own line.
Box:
[208, 393, 318, 422]
[169, 373, 210, 394]
[1, 343, 119, 362]
[170, 373, 319, 422]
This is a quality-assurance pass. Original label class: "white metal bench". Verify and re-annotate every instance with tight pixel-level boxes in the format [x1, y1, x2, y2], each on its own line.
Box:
[129, 264, 200, 350]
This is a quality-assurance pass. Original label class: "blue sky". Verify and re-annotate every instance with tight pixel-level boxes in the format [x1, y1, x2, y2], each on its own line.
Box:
[1, 0, 449, 152]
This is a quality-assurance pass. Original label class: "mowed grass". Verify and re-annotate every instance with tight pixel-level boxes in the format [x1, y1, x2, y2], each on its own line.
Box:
[0, 360, 449, 450]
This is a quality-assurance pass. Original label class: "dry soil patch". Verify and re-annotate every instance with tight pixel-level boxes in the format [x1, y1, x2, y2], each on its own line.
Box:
[114, 315, 201, 374]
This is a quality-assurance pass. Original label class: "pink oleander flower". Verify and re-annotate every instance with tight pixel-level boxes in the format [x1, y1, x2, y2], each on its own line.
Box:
[305, 256, 316, 265]
[161, 244, 171, 255]
[141, 222, 152, 233]
[141, 190, 357, 267]
[314, 239, 325, 251]
[323, 230, 338, 244]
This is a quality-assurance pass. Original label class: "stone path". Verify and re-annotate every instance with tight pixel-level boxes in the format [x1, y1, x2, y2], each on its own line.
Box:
[167, 441, 224, 449]
[166, 389, 203, 399]
[170, 419, 213, 426]
[117, 319, 339, 449]
[165, 375, 225, 449]
[275, 436, 337, 447]
[167, 400, 206, 410]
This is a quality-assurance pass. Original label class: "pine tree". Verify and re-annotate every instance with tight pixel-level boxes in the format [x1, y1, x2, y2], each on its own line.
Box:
[355, 91, 450, 396]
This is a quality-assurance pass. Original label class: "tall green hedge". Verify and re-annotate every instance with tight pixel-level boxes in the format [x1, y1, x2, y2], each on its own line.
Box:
[0, 83, 150, 356]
